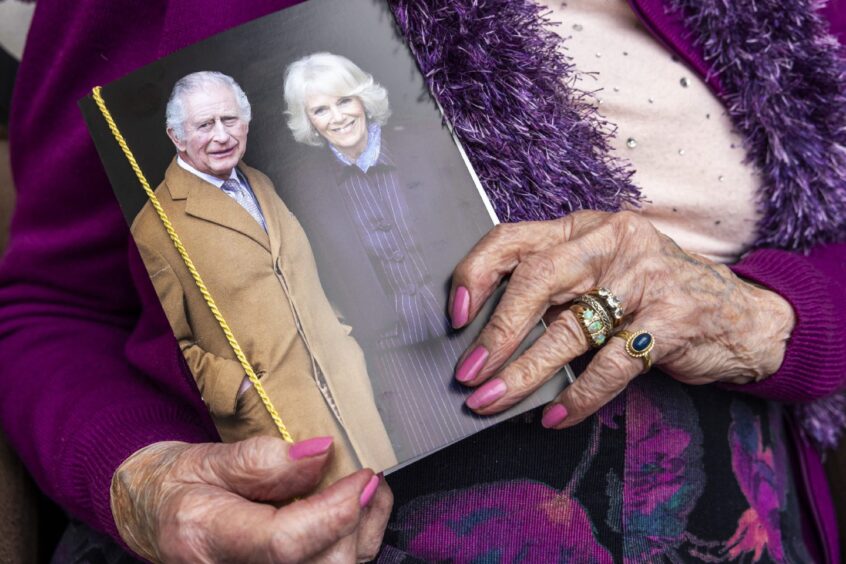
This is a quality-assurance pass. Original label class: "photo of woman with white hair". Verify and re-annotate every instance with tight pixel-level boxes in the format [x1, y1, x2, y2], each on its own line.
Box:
[282, 52, 503, 460]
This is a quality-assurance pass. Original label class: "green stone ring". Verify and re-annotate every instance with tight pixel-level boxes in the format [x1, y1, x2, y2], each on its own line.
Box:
[614, 329, 655, 372]
[570, 303, 612, 348]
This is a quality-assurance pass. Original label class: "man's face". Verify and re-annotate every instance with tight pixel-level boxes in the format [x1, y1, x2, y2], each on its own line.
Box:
[168, 83, 249, 179]
[305, 93, 368, 158]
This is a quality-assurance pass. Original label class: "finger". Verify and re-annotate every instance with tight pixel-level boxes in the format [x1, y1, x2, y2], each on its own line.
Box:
[465, 308, 589, 414]
[449, 220, 567, 328]
[542, 327, 655, 429]
[454, 243, 594, 385]
[196, 435, 335, 502]
[355, 477, 393, 561]
[449, 211, 615, 328]
[210, 469, 376, 563]
[311, 533, 358, 563]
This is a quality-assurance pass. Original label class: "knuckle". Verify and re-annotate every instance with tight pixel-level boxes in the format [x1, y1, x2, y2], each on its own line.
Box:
[592, 351, 635, 388]
[453, 255, 477, 283]
[547, 314, 588, 350]
[596, 349, 633, 382]
[566, 350, 635, 417]
[610, 210, 651, 239]
[269, 529, 304, 563]
[464, 257, 492, 287]
[484, 313, 517, 347]
[567, 381, 605, 416]
[158, 496, 209, 561]
[229, 436, 292, 483]
[611, 210, 641, 227]
[489, 221, 519, 242]
[315, 495, 360, 539]
[506, 361, 539, 395]
[558, 215, 575, 240]
[455, 249, 496, 289]
[517, 252, 557, 285]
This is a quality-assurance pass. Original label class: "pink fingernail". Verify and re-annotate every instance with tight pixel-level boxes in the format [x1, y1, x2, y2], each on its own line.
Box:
[466, 378, 507, 410]
[452, 286, 470, 328]
[541, 404, 568, 428]
[359, 474, 380, 508]
[456, 346, 489, 383]
[288, 436, 333, 460]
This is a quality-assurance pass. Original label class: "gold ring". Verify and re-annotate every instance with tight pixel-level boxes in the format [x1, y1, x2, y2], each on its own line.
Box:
[570, 303, 611, 348]
[614, 329, 655, 372]
[573, 294, 614, 332]
[593, 287, 625, 327]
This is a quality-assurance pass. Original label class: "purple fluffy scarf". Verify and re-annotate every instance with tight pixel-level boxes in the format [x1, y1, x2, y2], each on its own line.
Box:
[389, 0, 846, 449]
[669, 0, 846, 251]
[390, 0, 640, 221]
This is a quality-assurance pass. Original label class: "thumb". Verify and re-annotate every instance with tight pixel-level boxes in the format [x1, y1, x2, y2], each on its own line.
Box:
[197, 435, 334, 501]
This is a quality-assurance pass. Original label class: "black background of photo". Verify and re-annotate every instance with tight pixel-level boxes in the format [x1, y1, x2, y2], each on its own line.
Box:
[81, 0, 436, 222]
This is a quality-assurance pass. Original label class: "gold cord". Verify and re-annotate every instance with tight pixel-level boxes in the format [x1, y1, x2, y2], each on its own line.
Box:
[91, 86, 293, 443]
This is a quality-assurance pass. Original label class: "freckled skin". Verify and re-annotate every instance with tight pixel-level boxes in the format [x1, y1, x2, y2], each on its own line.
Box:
[450, 210, 796, 428]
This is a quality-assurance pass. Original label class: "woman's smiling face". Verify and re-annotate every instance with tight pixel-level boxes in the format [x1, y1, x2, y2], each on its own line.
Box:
[305, 92, 369, 159]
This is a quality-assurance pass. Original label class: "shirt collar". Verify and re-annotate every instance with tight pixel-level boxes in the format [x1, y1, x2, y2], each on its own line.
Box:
[330, 122, 382, 173]
[176, 156, 240, 188]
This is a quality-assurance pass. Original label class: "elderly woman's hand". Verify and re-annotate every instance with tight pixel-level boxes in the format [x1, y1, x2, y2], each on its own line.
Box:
[110, 436, 391, 563]
[450, 211, 796, 428]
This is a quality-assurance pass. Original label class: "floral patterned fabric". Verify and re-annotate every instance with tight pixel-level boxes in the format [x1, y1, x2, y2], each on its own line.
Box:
[381, 374, 811, 563]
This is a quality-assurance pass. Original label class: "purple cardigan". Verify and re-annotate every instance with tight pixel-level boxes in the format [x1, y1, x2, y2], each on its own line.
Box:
[0, 0, 843, 554]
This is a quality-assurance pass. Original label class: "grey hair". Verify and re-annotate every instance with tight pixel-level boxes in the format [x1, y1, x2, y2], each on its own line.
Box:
[283, 53, 391, 146]
[166, 71, 252, 142]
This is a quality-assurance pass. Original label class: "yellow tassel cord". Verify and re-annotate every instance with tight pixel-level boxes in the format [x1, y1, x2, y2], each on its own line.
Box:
[91, 86, 293, 443]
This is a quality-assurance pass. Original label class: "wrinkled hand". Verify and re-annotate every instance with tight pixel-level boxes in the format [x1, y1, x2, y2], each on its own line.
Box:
[110, 436, 391, 563]
[449, 211, 796, 428]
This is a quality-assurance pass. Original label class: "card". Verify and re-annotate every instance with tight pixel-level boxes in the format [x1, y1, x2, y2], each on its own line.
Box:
[80, 0, 571, 478]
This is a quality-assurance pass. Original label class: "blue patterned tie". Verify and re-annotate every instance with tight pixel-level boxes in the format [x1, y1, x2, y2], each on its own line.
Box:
[220, 178, 267, 232]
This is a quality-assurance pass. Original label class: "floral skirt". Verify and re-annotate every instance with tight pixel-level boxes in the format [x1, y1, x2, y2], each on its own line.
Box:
[381, 373, 813, 563]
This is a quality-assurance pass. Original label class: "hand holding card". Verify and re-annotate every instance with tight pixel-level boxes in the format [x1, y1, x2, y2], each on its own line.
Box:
[110, 436, 391, 562]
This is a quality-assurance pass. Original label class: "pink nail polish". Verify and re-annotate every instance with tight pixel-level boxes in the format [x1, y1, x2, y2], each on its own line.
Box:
[466, 378, 507, 410]
[452, 286, 470, 328]
[359, 474, 380, 507]
[541, 404, 568, 428]
[456, 346, 489, 383]
[288, 436, 333, 460]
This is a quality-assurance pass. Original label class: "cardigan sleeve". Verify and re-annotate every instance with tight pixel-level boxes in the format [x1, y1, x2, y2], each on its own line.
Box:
[0, 0, 217, 538]
[728, 244, 846, 402]
[0, 0, 298, 540]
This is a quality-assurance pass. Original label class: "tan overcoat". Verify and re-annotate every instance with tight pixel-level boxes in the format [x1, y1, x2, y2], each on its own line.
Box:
[131, 159, 397, 482]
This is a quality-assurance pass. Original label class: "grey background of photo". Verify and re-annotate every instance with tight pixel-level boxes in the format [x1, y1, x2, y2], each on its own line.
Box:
[80, 0, 570, 463]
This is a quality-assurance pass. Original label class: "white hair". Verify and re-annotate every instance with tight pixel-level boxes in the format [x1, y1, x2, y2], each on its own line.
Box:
[166, 71, 252, 142]
[283, 53, 391, 146]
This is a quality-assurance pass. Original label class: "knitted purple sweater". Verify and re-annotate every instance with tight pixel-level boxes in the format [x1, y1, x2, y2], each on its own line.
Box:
[0, 0, 843, 550]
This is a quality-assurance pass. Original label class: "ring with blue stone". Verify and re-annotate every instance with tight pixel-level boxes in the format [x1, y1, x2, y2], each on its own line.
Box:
[614, 329, 655, 372]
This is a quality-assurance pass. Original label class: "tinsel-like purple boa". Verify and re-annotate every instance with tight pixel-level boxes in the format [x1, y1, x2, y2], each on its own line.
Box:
[390, 0, 640, 221]
[388, 0, 846, 449]
[669, 0, 846, 251]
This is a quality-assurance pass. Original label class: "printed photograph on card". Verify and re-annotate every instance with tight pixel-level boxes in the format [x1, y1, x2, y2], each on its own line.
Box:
[80, 0, 571, 475]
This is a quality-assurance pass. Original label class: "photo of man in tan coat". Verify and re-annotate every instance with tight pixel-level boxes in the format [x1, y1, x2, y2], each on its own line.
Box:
[130, 71, 396, 481]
